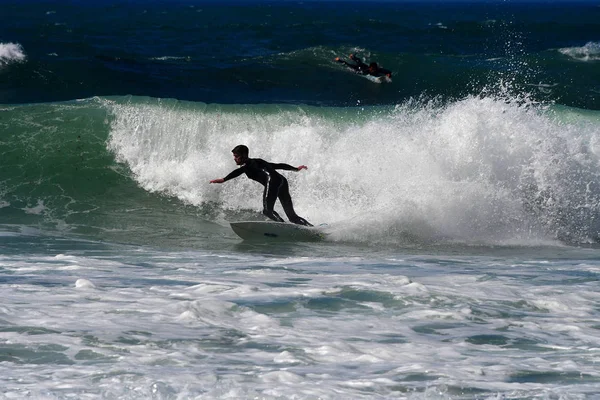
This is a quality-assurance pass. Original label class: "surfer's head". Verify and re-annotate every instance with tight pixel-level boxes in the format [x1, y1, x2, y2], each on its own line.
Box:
[232, 144, 249, 165]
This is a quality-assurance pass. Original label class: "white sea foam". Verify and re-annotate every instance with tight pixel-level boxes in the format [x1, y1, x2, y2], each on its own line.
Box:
[0, 244, 599, 399]
[0, 42, 26, 66]
[21, 200, 46, 215]
[149, 56, 190, 61]
[107, 95, 600, 245]
[75, 278, 95, 288]
[559, 41, 600, 62]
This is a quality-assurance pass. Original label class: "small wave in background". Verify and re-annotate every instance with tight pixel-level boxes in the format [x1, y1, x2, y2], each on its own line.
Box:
[559, 41, 600, 62]
[0, 42, 26, 67]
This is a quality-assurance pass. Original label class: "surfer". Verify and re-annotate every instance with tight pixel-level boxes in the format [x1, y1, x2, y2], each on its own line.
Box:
[334, 53, 392, 79]
[210, 145, 313, 226]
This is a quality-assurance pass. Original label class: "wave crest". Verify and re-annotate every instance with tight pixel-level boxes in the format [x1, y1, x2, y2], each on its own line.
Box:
[0, 42, 26, 67]
[559, 41, 600, 62]
[105, 95, 600, 245]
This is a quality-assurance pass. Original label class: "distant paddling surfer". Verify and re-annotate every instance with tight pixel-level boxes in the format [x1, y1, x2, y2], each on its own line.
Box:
[334, 53, 392, 79]
[210, 145, 313, 226]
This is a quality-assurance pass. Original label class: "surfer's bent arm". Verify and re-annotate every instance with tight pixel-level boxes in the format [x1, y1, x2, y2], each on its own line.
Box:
[270, 163, 308, 172]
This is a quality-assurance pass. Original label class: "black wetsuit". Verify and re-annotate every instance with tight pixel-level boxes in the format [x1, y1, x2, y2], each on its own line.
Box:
[337, 55, 392, 78]
[338, 55, 370, 74]
[223, 158, 312, 226]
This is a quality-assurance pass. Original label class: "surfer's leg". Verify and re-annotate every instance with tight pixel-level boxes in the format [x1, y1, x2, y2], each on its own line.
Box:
[278, 180, 312, 226]
[266, 210, 284, 222]
[262, 177, 284, 222]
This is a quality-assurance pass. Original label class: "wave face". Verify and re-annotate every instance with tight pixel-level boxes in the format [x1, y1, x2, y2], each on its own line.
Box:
[1, 1, 600, 108]
[2, 95, 600, 246]
[2, 1, 600, 247]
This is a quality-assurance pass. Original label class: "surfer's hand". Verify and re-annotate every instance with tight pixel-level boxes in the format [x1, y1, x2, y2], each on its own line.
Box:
[210, 178, 225, 184]
[297, 165, 307, 171]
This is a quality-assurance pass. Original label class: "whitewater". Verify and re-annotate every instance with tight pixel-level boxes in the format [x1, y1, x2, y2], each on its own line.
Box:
[105, 95, 600, 246]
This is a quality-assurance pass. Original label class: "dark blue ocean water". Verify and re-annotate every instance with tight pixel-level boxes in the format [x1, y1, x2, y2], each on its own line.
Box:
[2, 0, 600, 108]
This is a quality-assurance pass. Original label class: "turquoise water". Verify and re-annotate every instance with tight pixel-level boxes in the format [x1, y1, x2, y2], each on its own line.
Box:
[2, 94, 600, 399]
[3, 96, 600, 246]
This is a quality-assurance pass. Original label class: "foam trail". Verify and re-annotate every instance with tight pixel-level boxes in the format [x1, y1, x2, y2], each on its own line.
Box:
[107, 96, 600, 245]
[559, 41, 600, 62]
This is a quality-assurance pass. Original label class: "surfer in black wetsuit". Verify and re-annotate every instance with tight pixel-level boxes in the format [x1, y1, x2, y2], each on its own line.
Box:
[334, 53, 392, 79]
[210, 145, 312, 226]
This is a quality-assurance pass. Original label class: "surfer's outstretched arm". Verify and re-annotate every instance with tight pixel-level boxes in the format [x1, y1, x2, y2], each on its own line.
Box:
[210, 166, 246, 184]
[335, 54, 371, 75]
[335, 57, 359, 71]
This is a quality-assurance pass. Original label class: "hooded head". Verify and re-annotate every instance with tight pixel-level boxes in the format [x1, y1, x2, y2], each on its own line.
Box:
[232, 145, 249, 165]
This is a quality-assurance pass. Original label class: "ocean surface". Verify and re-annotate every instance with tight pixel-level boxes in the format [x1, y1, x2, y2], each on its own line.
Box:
[2, 0, 600, 398]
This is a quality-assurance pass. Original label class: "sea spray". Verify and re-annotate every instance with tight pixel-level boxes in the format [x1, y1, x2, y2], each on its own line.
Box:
[559, 41, 600, 62]
[0, 42, 26, 67]
[107, 95, 600, 245]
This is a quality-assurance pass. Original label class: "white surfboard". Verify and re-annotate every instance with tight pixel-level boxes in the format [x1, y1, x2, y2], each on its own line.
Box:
[364, 74, 392, 84]
[230, 221, 326, 241]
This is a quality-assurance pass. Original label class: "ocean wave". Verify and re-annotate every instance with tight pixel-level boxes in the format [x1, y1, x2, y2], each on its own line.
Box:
[149, 56, 192, 61]
[105, 95, 600, 245]
[1, 95, 600, 246]
[559, 41, 600, 62]
[0, 42, 26, 67]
